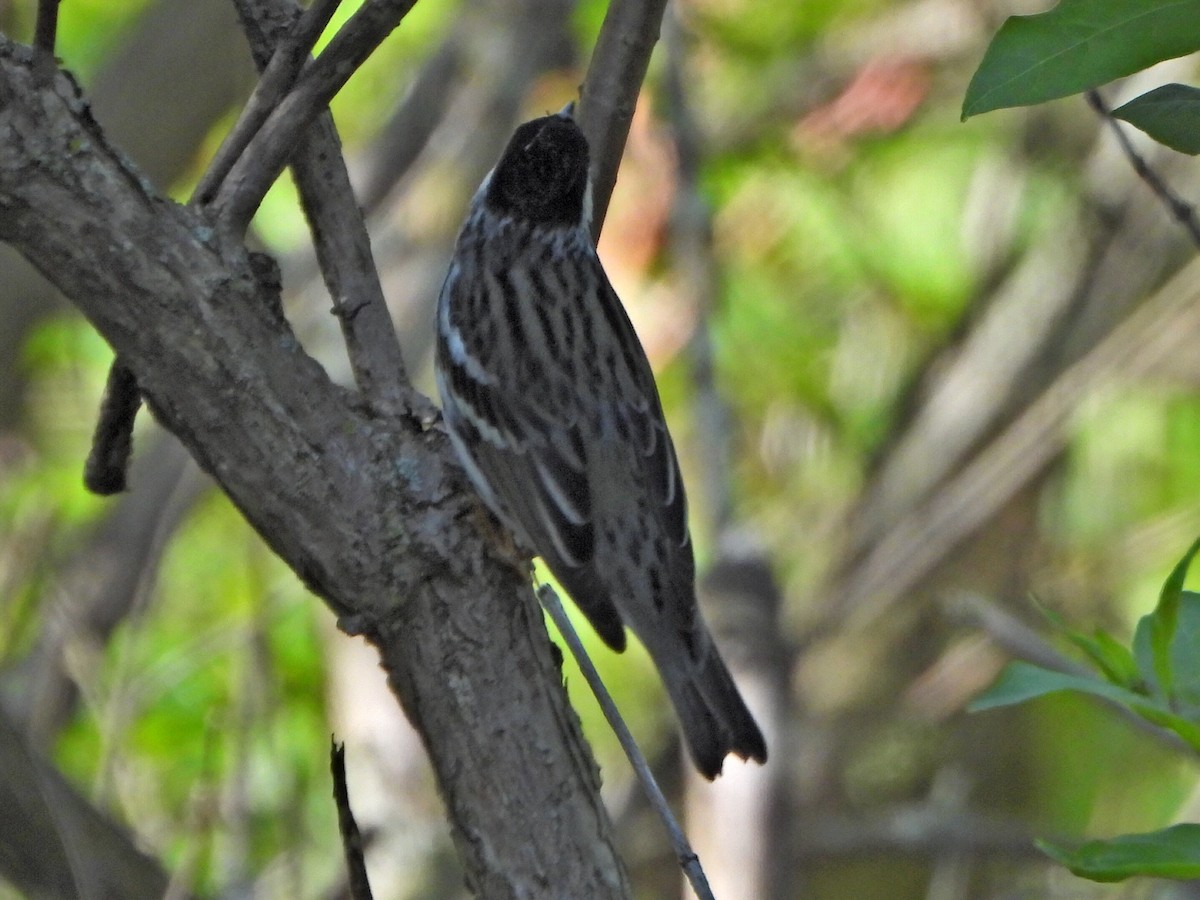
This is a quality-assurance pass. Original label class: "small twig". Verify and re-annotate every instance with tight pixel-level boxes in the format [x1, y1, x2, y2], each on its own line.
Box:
[331, 741, 374, 900]
[195, 0, 343, 206]
[941, 591, 1090, 678]
[83, 360, 142, 495]
[210, 0, 421, 230]
[83, 2, 340, 489]
[536, 585, 716, 900]
[33, 0, 60, 54]
[82, 0, 415, 472]
[577, 0, 671, 241]
[1086, 89, 1200, 250]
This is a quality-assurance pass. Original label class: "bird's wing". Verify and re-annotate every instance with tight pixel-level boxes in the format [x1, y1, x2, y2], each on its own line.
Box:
[439, 362, 629, 649]
[580, 274, 689, 552]
[436, 270, 629, 649]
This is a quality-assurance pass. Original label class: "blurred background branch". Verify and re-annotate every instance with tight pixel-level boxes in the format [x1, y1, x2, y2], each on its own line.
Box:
[4, 0, 1200, 897]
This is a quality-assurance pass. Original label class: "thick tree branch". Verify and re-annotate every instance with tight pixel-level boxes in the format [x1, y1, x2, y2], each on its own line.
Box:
[84, 0, 413, 493]
[0, 40, 627, 898]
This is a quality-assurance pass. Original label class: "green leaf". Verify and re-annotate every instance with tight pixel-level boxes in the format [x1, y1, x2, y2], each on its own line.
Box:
[962, 0, 1200, 119]
[1039, 601, 1141, 687]
[1077, 630, 1141, 688]
[970, 662, 1200, 752]
[969, 661, 1147, 712]
[1131, 702, 1200, 753]
[1037, 825, 1200, 882]
[1133, 613, 1163, 699]
[1169, 592, 1200, 715]
[1134, 590, 1200, 714]
[1113, 84, 1200, 155]
[1150, 536, 1200, 702]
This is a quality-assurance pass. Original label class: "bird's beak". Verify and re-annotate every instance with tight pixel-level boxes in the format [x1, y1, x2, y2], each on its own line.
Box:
[558, 100, 577, 120]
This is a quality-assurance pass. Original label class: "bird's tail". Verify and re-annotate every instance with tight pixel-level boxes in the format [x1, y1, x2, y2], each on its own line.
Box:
[657, 630, 767, 779]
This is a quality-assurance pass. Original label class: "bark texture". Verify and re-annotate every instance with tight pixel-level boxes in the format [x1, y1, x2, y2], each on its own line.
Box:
[0, 40, 628, 899]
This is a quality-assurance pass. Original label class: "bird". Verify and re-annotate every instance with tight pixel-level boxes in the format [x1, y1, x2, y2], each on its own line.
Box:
[433, 105, 767, 779]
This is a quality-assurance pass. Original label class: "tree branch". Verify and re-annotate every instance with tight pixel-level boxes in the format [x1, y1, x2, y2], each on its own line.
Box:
[231, 0, 414, 415]
[824, 250, 1200, 628]
[0, 706, 174, 899]
[0, 40, 628, 898]
[210, 0, 421, 230]
[34, 0, 61, 55]
[194, 0, 343, 206]
[578, 0, 670, 241]
[538, 585, 715, 900]
[83, 0, 415, 493]
[83, 357, 143, 494]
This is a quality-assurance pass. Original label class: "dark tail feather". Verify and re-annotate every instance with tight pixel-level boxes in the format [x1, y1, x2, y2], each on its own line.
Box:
[663, 647, 767, 779]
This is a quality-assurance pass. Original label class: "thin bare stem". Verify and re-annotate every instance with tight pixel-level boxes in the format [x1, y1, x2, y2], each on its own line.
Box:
[536, 585, 716, 900]
[1087, 89, 1200, 250]
[331, 741, 374, 900]
[578, 0, 670, 242]
[195, 0, 343, 205]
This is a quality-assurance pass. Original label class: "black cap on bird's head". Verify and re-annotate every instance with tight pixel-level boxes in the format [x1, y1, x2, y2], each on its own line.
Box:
[485, 106, 590, 227]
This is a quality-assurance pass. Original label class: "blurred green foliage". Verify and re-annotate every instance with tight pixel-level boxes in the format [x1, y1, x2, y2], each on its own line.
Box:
[4, 0, 1200, 896]
[974, 539, 1200, 882]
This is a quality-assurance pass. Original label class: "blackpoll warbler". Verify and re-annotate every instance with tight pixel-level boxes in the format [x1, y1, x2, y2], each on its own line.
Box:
[435, 108, 766, 778]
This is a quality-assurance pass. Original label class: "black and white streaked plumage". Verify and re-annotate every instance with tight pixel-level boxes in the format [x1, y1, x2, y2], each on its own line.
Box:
[434, 107, 767, 779]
